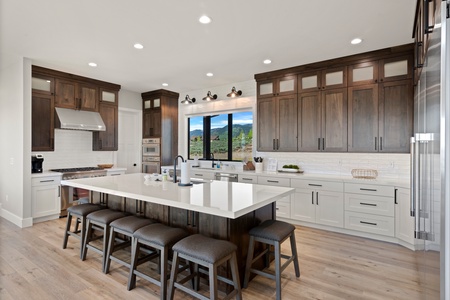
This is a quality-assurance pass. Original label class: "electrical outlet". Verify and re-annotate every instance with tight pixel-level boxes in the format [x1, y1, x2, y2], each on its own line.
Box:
[390, 161, 395, 168]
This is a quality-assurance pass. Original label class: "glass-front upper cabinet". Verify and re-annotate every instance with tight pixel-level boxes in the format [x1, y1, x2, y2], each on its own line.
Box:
[348, 61, 379, 86]
[32, 74, 54, 95]
[100, 89, 118, 104]
[298, 67, 346, 92]
[257, 75, 297, 98]
[143, 98, 161, 110]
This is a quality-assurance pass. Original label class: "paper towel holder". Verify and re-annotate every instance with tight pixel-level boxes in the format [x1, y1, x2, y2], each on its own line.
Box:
[174, 155, 193, 186]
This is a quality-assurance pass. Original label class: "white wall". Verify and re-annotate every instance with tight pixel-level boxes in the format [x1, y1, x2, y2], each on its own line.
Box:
[119, 89, 142, 110]
[0, 57, 32, 227]
[178, 79, 410, 180]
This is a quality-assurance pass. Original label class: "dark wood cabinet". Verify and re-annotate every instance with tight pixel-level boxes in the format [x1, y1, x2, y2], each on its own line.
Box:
[92, 103, 118, 151]
[55, 79, 98, 111]
[298, 66, 347, 92]
[32, 93, 54, 151]
[257, 94, 298, 152]
[257, 75, 297, 98]
[298, 88, 347, 152]
[142, 89, 179, 167]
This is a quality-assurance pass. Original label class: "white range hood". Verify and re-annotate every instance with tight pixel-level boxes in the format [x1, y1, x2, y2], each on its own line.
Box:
[55, 107, 106, 131]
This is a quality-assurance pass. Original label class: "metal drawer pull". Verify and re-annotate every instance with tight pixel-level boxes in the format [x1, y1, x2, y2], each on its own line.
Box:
[360, 202, 377, 206]
[241, 178, 253, 181]
[276, 208, 280, 210]
[360, 188, 377, 192]
[267, 180, 279, 183]
[40, 179, 55, 183]
[308, 184, 322, 187]
[194, 174, 203, 176]
[360, 221, 377, 226]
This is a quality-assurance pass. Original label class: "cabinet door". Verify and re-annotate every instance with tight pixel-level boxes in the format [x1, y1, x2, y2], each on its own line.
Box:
[298, 91, 321, 151]
[315, 190, 344, 228]
[32, 184, 60, 218]
[100, 89, 118, 104]
[379, 56, 412, 82]
[32, 93, 54, 151]
[277, 94, 298, 151]
[291, 189, 316, 222]
[348, 61, 379, 86]
[257, 79, 275, 98]
[395, 188, 415, 244]
[93, 104, 118, 151]
[143, 109, 161, 138]
[322, 67, 347, 90]
[78, 83, 98, 111]
[257, 98, 276, 151]
[348, 84, 379, 152]
[322, 88, 347, 152]
[55, 79, 77, 108]
[277, 75, 297, 96]
[298, 70, 321, 92]
[378, 80, 413, 153]
[32, 74, 54, 95]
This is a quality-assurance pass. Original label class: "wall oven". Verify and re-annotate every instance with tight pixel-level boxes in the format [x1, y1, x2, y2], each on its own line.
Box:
[142, 138, 160, 157]
[142, 156, 161, 174]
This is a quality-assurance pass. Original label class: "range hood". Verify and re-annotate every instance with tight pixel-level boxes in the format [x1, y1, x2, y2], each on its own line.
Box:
[55, 107, 106, 131]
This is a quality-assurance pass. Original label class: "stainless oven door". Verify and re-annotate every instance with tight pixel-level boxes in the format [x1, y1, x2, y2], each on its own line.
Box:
[60, 186, 90, 217]
[142, 161, 161, 174]
[142, 143, 160, 156]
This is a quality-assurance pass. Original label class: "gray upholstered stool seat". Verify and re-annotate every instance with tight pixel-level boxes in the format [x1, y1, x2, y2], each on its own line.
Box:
[168, 234, 242, 300]
[62, 203, 106, 258]
[243, 220, 300, 300]
[128, 223, 189, 300]
[104, 216, 158, 274]
[81, 209, 128, 271]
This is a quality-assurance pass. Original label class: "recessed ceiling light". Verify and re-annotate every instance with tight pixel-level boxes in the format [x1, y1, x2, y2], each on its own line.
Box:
[162, 83, 168, 87]
[351, 38, 362, 45]
[263, 59, 272, 64]
[134, 43, 144, 49]
[206, 72, 213, 77]
[88, 62, 97, 67]
[199, 15, 212, 24]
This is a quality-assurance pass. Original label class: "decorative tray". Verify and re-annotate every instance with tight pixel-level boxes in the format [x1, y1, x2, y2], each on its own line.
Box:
[278, 168, 303, 173]
[98, 164, 114, 169]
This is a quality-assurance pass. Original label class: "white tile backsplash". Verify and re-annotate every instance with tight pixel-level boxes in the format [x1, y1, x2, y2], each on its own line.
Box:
[32, 129, 115, 170]
[255, 151, 410, 180]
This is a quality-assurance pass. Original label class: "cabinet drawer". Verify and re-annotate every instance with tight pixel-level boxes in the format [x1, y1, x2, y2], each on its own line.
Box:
[345, 211, 394, 237]
[345, 193, 394, 217]
[191, 171, 215, 180]
[291, 179, 343, 192]
[32, 177, 61, 186]
[276, 200, 291, 218]
[257, 176, 290, 187]
[238, 174, 258, 184]
[345, 183, 394, 197]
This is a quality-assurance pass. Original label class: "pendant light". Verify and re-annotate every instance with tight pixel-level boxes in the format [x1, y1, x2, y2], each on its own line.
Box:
[202, 91, 217, 101]
[181, 95, 196, 104]
[226, 86, 242, 98]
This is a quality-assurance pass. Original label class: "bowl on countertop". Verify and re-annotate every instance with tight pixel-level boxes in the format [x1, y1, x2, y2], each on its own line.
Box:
[98, 164, 114, 169]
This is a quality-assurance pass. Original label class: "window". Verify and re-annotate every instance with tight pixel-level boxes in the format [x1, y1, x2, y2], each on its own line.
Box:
[188, 111, 253, 161]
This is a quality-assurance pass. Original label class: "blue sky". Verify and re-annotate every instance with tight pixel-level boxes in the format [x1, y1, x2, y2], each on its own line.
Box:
[189, 111, 253, 131]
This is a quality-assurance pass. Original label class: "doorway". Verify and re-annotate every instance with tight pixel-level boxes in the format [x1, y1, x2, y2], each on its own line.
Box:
[117, 108, 142, 174]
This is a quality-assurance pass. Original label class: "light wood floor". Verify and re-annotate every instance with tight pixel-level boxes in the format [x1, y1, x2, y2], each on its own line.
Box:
[0, 217, 422, 300]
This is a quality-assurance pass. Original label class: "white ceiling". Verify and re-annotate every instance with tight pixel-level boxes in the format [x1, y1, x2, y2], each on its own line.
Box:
[0, 0, 416, 94]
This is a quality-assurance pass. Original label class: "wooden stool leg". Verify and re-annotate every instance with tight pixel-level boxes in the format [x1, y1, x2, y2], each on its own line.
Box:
[290, 232, 300, 278]
[79, 217, 87, 259]
[209, 263, 218, 300]
[127, 238, 139, 291]
[274, 241, 282, 300]
[160, 246, 169, 300]
[243, 236, 255, 288]
[168, 251, 180, 300]
[101, 225, 110, 272]
[230, 252, 242, 300]
[104, 228, 115, 274]
[62, 213, 72, 249]
[81, 220, 92, 261]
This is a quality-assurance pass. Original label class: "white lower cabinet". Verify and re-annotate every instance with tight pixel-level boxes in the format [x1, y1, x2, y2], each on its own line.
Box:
[395, 187, 415, 244]
[257, 176, 291, 219]
[32, 175, 61, 222]
[238, 174, 258, 184]
[191, 170, 215, 180]
[291, 179, 344, 228]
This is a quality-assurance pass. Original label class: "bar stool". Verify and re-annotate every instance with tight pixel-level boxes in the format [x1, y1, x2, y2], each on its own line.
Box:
[243, 220, 300, 300]
[168, 234, 242, 300]
[103, 215, 158, 274]
[127, 223, 189, 300]
[62, 203, 106, 258]
[81, 209, 129, 271]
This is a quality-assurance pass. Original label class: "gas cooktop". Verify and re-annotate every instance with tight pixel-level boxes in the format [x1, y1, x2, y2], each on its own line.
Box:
[50, 167, 103, 173]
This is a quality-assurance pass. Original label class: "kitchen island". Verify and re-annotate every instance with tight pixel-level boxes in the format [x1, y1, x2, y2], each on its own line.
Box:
[61, 173, 295, 282]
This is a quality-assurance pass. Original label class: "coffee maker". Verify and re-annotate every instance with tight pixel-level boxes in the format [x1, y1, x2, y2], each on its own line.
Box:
[32, 154, 44, 173]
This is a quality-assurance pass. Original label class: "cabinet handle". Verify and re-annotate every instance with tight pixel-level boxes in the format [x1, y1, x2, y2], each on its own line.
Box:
[424, 0, 434, 34]
[360, 188, 377, 192]
[316, 192, 319, 205]
[360, 221, 377, 226]
[375, 137, 377, 150]
[267, 180, 279, 183]
[360, 202, 377, 206]
[273, 139, 276, 150]
[308, 183, 322, 187]
[380, 137, 382, 151]
[416, 42, 424, 68]
[394, 188, 398, 205]
[318, 138, 321, 150]
[241, 178, 253, 181]
[276, 207, 280, 210]
[277, 139, 279, 150]
[311, 191, 314, 204]
[40, 179, 54, 183]
[322, 138, 325, 150]
[186, 210, 190, 225]
[192, 211, 197, 227]
[194, 173, 204, 177]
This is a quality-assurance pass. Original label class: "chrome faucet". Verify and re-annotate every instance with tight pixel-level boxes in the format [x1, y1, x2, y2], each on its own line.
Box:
[173, 155, 185, 183]
[210, 152, 215, 168]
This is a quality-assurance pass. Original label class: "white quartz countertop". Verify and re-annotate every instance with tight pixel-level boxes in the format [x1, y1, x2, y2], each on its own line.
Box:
[61, 173, 294, 219]
[32, 172, 62, 178]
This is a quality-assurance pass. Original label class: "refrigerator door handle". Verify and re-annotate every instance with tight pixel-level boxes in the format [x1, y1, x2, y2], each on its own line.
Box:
[410, 137, 416, 217]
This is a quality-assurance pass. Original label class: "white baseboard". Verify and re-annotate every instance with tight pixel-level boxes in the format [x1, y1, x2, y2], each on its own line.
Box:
[1, 208, 33, 228]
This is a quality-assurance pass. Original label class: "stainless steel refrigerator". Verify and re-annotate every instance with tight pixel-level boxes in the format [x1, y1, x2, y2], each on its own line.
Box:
[411, 1, 449, 299]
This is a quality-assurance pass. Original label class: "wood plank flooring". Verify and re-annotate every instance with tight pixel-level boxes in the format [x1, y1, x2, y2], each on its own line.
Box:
[0, 217, 422, 299]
